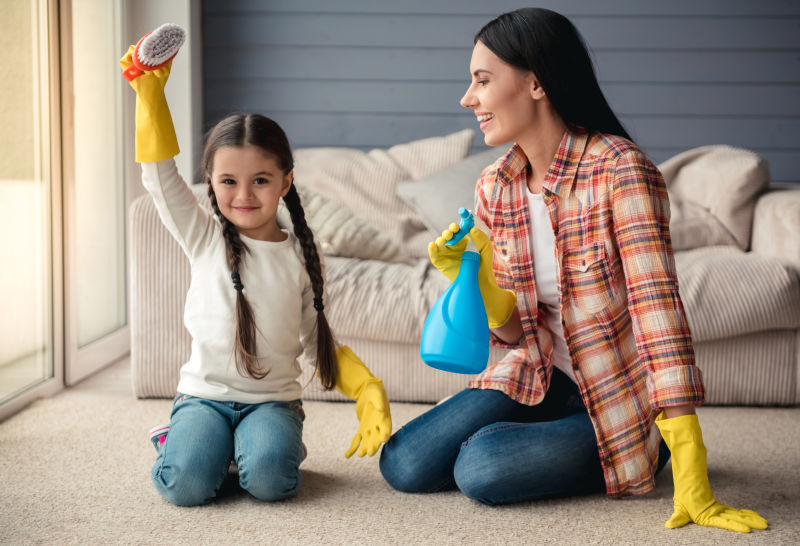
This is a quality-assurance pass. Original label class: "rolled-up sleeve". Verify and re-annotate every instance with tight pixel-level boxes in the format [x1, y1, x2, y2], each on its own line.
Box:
[610, 150, 705, 409]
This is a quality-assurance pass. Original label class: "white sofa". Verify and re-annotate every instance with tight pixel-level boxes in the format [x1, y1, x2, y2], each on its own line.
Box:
[129, 131, 800, 405]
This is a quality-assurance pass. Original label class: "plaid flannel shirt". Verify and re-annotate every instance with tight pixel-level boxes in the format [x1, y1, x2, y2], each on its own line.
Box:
[469, 129, 705, 497]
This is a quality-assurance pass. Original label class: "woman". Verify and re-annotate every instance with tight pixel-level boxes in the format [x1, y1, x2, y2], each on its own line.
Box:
[379, 8, 766, 534]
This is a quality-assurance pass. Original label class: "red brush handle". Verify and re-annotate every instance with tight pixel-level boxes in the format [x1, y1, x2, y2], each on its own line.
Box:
[123, 64, 143, 82]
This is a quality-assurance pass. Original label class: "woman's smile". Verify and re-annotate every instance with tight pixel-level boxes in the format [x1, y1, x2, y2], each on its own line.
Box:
[476, 112, 495, 130]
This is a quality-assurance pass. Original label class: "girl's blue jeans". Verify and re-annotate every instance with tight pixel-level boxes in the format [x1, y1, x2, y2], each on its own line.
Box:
[151, 394, 305, 506]
[379, 368, 670, 505]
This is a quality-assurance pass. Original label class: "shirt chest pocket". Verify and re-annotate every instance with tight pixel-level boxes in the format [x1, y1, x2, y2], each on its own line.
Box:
[563, 241, 615, 315]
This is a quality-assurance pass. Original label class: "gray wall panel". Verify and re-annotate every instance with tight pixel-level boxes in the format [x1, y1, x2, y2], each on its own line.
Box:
[205, 0, 800, 17]
[203, 1, 800, 184]
[204, 13, 798, 49]
[207, 80, 800, 117]
[206, 48, 800, 84]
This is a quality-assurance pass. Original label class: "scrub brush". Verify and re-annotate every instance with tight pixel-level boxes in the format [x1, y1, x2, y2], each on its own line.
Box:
[123, 23, 186, 82]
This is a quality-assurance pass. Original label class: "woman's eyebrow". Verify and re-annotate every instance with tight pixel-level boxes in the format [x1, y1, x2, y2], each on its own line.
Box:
[472, 69, 493, 77]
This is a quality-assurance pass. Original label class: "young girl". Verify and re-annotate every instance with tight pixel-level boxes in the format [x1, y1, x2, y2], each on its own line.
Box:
[120, 45, 391, 507]
[379, 8, 767, 534]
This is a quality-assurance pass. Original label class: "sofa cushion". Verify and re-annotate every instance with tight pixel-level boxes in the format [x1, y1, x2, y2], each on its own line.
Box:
[396, 146, 508, 236]
[675, 246, 800, 342]
[276, 185, 403, 262]
[658, 145, 769, 251]
[750, 189, 800, 270]
[321, 256, 450, 343]
[292, 129, 474, 260]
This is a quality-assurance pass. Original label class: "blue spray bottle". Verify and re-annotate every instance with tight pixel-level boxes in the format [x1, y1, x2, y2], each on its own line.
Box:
[420, 208, 490, 374]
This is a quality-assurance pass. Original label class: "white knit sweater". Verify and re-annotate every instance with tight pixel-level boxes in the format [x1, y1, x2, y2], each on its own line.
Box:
[141, 159, 318, 403]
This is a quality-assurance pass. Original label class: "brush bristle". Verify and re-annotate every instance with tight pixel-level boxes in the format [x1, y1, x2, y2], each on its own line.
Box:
[137, 23, 186, 67]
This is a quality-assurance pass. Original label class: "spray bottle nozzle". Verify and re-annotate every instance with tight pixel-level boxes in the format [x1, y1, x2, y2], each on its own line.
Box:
[445, 207, 474, 247]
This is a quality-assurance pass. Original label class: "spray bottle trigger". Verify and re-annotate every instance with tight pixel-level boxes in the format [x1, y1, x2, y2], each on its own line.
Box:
[445, 207, 475, 247]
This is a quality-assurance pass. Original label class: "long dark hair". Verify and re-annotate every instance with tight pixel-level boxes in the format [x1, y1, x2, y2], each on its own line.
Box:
[201, 114, 338, 389]
[475, 8, 632, 141]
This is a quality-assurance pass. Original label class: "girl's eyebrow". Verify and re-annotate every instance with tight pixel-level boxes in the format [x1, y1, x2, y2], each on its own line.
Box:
[472, 69, 492, 77]
[215, 171, 275, 177]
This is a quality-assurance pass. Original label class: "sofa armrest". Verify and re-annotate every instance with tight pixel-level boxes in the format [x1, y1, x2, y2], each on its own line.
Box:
[129, 192, 194, 398]
[750, 188, 800, 269]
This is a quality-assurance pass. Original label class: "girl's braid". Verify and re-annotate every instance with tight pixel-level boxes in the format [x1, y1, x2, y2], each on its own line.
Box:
[283, 185, 338, 389]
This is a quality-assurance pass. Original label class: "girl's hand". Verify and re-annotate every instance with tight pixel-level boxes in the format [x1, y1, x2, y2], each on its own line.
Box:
[332, 345, 393, 458]
[119, 45, 179, 162]
[346, 382, 392, 458]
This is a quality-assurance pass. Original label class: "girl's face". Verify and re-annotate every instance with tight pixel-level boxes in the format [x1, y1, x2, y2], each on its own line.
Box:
[460, 41, 541, 146]
[210, 145, 292, 242]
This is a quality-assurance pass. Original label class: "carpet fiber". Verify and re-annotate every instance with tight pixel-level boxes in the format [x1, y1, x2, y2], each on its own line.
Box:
[1, 382, 798, 545]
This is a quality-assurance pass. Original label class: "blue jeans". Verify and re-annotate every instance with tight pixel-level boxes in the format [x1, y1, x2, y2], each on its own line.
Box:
[152, 394, 305, 506]
[379, 369, 670, 505]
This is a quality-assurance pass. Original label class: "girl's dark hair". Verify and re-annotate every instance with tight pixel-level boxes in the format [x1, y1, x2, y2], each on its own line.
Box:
[475, 8, 632, 141]
[201, 113, 338, 389]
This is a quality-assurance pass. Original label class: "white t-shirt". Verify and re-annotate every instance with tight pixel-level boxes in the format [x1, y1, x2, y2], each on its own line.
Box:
[526, 189, 576, 384]
[141, 159, 319, 403]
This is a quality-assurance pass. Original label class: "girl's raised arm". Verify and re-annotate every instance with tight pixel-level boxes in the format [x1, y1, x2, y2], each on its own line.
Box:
[120, 40, 213, 260]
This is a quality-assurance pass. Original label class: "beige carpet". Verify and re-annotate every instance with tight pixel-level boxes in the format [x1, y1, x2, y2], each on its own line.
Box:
[1, 378, 798, 545]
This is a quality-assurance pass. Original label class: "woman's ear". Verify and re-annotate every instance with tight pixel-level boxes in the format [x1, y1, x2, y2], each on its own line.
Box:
[530, 76, 545, 100]
[281, 170, 294, 197]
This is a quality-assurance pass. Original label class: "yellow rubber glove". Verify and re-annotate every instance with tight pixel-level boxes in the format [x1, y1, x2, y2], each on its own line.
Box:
[334, 346, 392, 458]
[655, 412, 768, 533]
[119, 45, 180, 163]
[428, 225, 516, 328]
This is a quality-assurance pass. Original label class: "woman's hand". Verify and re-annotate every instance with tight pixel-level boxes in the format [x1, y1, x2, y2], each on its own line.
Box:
[467, 227, 517, 328]
[427, 222, 467, 282]
[429, 225, 516, 328]
[119, 45, 179, 162]
[656, 413, 768, 533]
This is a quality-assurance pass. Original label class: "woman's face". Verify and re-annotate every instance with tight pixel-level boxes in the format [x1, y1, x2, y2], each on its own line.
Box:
[460, 41, 539, 146]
